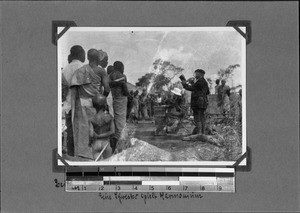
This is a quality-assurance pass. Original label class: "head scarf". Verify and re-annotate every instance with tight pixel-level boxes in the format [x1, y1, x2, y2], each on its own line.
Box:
[98, 49, 108, 61]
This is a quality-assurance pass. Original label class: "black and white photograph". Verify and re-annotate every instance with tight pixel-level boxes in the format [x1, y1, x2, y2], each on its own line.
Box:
[58, 27, 246, 166]
[1, 2, 299, 212]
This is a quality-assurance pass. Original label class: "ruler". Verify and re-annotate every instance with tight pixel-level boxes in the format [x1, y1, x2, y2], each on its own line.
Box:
[65, 167, 235, 193]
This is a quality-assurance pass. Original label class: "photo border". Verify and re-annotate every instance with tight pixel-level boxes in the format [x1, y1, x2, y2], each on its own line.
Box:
[57, 26, 247, 167]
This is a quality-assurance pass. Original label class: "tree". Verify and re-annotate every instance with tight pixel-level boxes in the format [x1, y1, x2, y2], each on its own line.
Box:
[153, 59, 184, 80]
[135, 59, 184, 92]
[135, 73, 155, 87]
[153, 74, 170, 91]
[217, 64, 240, 80]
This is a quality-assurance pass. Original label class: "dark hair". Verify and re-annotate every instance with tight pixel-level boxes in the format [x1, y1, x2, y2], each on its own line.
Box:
[67, 54, 72, 64]
[215, 79, 220, 84]
[70, 45, 84, 61]
[113, 61, 124, 72]
[195, 69, 205, 74]
[87, 49, 99, 63]
[107, 65, 114, 75]
[92, 94, 107, 111]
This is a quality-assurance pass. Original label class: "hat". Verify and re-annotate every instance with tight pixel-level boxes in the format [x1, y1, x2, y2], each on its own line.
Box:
[98, 49, 108, 61]
[171, 88, 182, 96]
[195, 69, 205, 74]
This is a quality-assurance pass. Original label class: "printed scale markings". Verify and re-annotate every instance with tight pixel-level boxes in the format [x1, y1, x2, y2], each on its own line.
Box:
[65, 167, 235, 192]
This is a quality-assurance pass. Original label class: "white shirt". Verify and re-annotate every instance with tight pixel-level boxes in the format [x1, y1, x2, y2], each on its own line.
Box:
[62, 60, 83, 113]
[62, 60, 84, 86]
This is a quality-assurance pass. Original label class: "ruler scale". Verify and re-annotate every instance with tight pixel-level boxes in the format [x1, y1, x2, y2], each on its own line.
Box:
[65, 167, 235, 193]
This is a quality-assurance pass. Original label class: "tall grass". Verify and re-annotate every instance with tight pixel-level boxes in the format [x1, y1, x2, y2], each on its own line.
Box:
[210, 115, 242, 161]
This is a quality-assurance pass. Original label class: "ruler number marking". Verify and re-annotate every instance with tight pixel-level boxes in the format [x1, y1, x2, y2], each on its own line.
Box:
[71, 185, 80, 191]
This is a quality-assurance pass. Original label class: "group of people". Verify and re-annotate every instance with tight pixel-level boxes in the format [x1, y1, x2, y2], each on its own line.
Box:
[61, 45, 242, 161]
[61, 45, 129, 161]
[154, 69, 242, 136]
[146, 69, 211, 136]
[125, 88, 187, 123]
[215, 78, 242, 122]
[126, 89, 156, 123]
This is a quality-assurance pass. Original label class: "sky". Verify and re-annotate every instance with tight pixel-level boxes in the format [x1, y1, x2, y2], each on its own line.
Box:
[58, 27, 245, 89]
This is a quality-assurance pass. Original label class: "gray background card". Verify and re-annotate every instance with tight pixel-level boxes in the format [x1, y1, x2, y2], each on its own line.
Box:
[1, 1, 299, 212]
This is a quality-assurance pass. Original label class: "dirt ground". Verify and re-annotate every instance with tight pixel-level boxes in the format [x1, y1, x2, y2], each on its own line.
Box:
[108, 119, 242, 162]
[63, 116, 242, 162]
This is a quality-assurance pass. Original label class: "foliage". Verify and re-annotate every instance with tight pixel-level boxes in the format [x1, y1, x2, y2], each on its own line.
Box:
[135, 73, 155, 87]
[152, 74, 170, 91]
[217, 64, 240, 80]
[153, 59, 184, 79]
[135, 58, 184, 92]
[206, 114, 242, 161]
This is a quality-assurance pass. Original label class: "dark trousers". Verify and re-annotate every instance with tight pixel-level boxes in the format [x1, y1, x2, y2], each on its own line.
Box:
[65, 111, 74, 156]
[192, 108, 206, 134]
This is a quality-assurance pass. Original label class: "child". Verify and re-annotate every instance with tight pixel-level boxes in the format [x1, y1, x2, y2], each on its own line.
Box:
[89, 94, 115, 161]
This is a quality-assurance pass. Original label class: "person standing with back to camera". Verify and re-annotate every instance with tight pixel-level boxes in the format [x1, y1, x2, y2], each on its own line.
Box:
[109, 61, 129, 153]
[61, 45, 85, 156]
[181, 69, 210, 135]
[70, 49, 110, 160]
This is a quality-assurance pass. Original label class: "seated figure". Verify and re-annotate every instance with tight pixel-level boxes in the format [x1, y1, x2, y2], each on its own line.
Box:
[165, 88, 186, 133]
